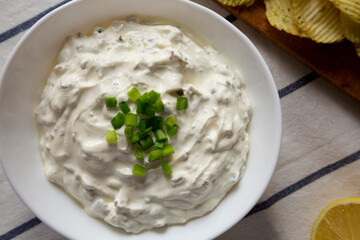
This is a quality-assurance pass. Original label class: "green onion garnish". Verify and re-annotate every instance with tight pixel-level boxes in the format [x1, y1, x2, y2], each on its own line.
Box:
[125, 113, 137, 126]
[162, 144, 175, 156]
[176, 97, 187, 110]
[124, 125, 134, 138]
[137, 118, 146, 131]
[106, 130, 117, 143]
[132, 164, 147, 176]
[127, 87, 141, 102]
[141, 127, 153, 134]
[167, 125, 178, 137]
[146, 116, 162, 131]
[161, 161, 172, 175]
[139, 92, 150, 104]
[130, 134, 140, 144]
[135, 127, 153, 139]
[111, 112, 125, 129]
[154, 98, 164, 112]
[148, 149, 163, 162]
[159, 117, 164, 130]
[119, 101, 130, 114]
[154, 129, 167, 141]
[165, 116, 177, 128]
[106, 89, 181, 176]
[154, 140, 165, 149]
[149, 90, 160, 103]
[105, 97, 117, 108]
[136, 101, 144, 114]
[134, 146, 144, 160]
[139, 135, 154, 150]
[144, 103, 156, 117]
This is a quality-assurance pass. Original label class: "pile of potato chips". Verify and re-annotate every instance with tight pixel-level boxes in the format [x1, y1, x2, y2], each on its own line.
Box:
[265, 0, 360, 57]
[218, 0, 360, 58]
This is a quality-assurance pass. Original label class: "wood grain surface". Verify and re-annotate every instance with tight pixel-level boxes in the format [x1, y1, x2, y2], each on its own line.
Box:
[215, 0, 360, 102]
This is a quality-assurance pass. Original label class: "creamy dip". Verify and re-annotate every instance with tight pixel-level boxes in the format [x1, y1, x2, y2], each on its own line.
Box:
[34, 16, 251, 233]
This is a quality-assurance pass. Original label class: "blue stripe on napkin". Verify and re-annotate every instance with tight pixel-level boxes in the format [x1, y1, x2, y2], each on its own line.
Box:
[247, 149, 360, 217]
[0, 0, 71, 44]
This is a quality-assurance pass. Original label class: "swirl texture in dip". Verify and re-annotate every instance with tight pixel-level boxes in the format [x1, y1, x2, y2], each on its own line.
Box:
[34, 16, 251, 233]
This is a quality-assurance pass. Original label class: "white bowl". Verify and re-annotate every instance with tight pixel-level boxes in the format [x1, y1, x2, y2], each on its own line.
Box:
[0, 0, 281, 239]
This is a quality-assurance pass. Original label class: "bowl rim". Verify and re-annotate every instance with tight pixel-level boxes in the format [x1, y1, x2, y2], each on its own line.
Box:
[0, 0, 282, 239]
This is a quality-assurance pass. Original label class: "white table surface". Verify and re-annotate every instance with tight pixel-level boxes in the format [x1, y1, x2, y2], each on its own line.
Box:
[1, 0, 360, 239]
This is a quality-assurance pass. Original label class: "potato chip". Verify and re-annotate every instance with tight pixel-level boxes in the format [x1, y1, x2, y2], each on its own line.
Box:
[328, 0, 360, 23]
[293, 0, 345, 43]
[341, 12, 360, 43]
[217, 0, 255, 7]
[265, 0, 308, 37]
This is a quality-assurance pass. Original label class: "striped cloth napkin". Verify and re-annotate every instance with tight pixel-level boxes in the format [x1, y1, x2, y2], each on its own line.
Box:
[0, 0, 359, 239]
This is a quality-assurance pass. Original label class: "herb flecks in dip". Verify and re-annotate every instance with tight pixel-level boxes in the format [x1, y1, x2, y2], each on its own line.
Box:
[34, 16, 251, 233]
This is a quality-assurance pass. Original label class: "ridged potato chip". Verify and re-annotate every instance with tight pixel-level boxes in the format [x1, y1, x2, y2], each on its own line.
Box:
[217, 0, 255, 7]
[328, 0, 360, 23]
[341, 12, 360, 42]
[293, 0, 345, 43]
[265, 0, 308, 37]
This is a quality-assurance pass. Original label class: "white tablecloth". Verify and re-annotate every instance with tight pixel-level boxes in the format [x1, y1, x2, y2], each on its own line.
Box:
[1, 0, 359, 239]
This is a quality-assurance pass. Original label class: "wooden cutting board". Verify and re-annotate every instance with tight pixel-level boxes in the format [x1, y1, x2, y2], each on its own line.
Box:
[215, 0, 360, 102]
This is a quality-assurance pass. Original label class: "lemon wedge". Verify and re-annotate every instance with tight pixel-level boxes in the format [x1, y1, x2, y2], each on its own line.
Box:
[311, 198, 360, 240]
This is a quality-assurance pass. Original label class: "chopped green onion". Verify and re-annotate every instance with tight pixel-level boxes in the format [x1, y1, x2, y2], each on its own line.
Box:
[159, 117, 164, 130]
[162, 144, 175, 156]
[130, 134, 140, 144]
[139, 92, 150, 104]
[144, 103, 156, 117]
[132, 129, 150, 141]
[154, 98, 164, 112]
[161, 161, 172, 175]
[167, 124, 178, 137]
[125, 113, 137, 126]
[134, 146, 144, 160]
[106, 88, 179, 175]
[119, 101, 130, 114]
[149, 90, 160, 103]
[139, 135, 154, 150]
[136, 100, 144, 114]
[146, 116, 162, 131]
[127, 87, 141, 102]
[124, 125, 134, 138]
[154, 129, 167, 141]
[132, 164, 147, 176]
[105, 97, 117, 108]
[148, 149, 163, 162]
[111, 112, 125, 129]
[154, 140, 165, 149]
[138, 118, 147, 131]
[176, 97, 188, 110]
[106, 130, 117, 143]
[165, 116, 177, 128]
[141, 127, 153, 134]
[136, 127, 153, 139]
